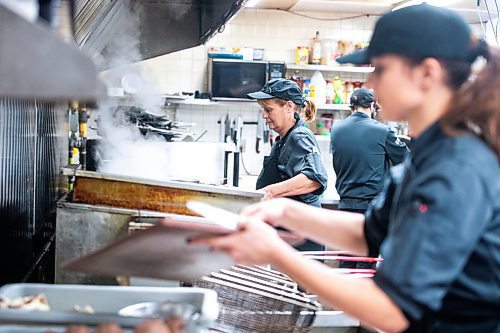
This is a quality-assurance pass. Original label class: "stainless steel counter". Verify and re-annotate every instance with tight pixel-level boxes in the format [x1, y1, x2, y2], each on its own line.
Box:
[313, 311, 359, 328]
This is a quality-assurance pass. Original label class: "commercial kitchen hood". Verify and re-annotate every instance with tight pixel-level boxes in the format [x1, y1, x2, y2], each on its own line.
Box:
[0, 0, 244, 100]
[0, 4, 105, 101]
[74, 0, 246, 69]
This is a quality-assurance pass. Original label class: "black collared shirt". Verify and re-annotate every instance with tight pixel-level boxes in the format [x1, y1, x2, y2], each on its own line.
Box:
[364, 123, 500, 332]
[270, 116, 328, 205]
[330, 112, 408, 210]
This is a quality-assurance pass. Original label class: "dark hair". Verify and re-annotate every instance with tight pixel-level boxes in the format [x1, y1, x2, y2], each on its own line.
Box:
[258, 98, 317, 122]
[405, 39, 499, 158]
[442, 40, 500, 158]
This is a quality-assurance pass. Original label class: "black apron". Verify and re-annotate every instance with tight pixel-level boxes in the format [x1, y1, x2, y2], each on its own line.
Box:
[256, 119, 323, 252]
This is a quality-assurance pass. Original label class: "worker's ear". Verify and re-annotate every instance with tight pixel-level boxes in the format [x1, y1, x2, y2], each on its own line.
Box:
[286, 100, 294, 112]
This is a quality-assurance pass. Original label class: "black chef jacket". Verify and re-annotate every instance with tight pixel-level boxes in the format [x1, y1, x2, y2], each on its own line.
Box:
[256, 114, 328, 252]
[331, 112, 408, 210]
[364, 122, 500, 332]
[256, 115, 328, 206]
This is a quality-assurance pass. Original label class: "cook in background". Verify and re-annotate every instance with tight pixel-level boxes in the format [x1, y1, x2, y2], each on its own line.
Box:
[194, 4, 500, 333]
[247, 79, 328, 252]
[331, 87, 408, 270]
[331, 87, 408, 214]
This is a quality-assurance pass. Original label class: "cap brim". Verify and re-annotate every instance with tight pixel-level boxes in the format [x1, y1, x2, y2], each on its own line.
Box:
[246, 91, 274, 100]
[336, 49, 370, 65]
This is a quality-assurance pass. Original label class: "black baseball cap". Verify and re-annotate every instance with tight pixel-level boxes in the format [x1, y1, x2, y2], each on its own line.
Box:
[337, 3, 473, 65]
[247, 79, 306, 107]
[350, 88, 375, 108]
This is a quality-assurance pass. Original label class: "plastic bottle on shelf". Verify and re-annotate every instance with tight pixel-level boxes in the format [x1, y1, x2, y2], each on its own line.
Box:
[303, 79, 311, 98]
[311, 31, 322, 65]
[310, 71, 326, 105]
[333, 76, 345, 104]
[345, 81, 354, 103]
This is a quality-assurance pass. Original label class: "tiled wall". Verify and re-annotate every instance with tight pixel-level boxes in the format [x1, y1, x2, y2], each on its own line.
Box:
[138, 8, 377, 94]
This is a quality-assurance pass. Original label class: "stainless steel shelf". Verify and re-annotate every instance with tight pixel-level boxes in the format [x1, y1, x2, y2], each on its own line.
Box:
[317, 104, 350, 111]
[287, 64, 374, 73]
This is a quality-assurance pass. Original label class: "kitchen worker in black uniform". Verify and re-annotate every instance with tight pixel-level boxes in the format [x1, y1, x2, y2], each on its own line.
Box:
[247, 79, 328, 251]
[331, 88, 408, 213]
[194, 4, 500, 333]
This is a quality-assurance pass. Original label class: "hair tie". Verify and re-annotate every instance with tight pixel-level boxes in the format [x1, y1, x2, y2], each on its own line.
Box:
[468, 38, 489, 62]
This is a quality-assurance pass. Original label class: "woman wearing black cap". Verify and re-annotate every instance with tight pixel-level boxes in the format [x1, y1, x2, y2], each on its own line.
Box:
[247, 78, 328, 251]
[194, 4, 499, 333]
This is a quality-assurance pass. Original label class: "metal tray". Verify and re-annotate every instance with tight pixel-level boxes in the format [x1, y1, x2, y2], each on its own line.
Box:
[0, 284, 218, 332]
[0, 326, 65, 333]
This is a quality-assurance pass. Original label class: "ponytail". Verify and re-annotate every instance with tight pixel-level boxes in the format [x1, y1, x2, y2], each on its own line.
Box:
[302, 98, 317, 122]
[441, 40, 500, 158]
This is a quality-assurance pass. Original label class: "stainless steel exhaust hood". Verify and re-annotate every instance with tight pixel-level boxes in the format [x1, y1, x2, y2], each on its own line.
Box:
[74, 0, 246, 69]
[0, 4, 105, 101]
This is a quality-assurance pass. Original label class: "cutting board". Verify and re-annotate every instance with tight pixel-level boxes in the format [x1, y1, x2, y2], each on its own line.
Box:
[63, 217, 304, 282]
[63, 218, 235, 282]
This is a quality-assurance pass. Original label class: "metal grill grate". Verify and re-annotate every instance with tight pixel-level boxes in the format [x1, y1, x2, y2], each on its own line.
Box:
[193, 270, 320, 333]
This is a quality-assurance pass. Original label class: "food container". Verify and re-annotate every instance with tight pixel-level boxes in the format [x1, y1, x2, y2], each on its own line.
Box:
[295, 46, 309, 65]
[0, 284, 218, 333]
[253, 48, 264, 60]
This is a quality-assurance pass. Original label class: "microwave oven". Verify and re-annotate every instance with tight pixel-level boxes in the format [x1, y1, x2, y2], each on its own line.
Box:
[208, 59, 286, 101]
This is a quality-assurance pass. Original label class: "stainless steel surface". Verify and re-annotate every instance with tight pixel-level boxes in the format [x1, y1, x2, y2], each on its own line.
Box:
[0, 5, 104, 100]
[194, 269, 321, 333]
[312, 311, 359, 328]
[0, 326, 64, 333]
[55, 193, 143, 284]
[64, 169, 263, 199]
[0, 283, 218, 332]
[118, 301, 199, 321]
[74, 0, 245, 70]
[0, 98, 68, 284]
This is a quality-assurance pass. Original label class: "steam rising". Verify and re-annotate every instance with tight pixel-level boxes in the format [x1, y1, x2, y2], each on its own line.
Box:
[91, 1, 224, 185]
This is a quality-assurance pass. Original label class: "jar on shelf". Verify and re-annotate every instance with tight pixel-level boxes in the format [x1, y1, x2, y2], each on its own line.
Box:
[325, 80, 334, 104]
[345, 81, 354, 104]
[321, 39, 337, 66]
[296, 46, 309, 65]
[320, 113, 334, 135]
[291, 75, 305, 92]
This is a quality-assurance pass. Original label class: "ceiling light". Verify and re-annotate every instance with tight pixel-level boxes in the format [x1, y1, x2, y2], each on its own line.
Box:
[393, 0, 461, 11]
[245, 0, 260, 7]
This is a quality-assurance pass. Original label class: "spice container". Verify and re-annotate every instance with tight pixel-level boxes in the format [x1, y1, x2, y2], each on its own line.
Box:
[296, 46, 309, 65]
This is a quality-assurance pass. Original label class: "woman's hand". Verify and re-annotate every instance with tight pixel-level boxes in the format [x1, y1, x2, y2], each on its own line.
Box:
[192, 217, 295, 266]
[261, 184, 280, 200]
[240, 198, 295, 227]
